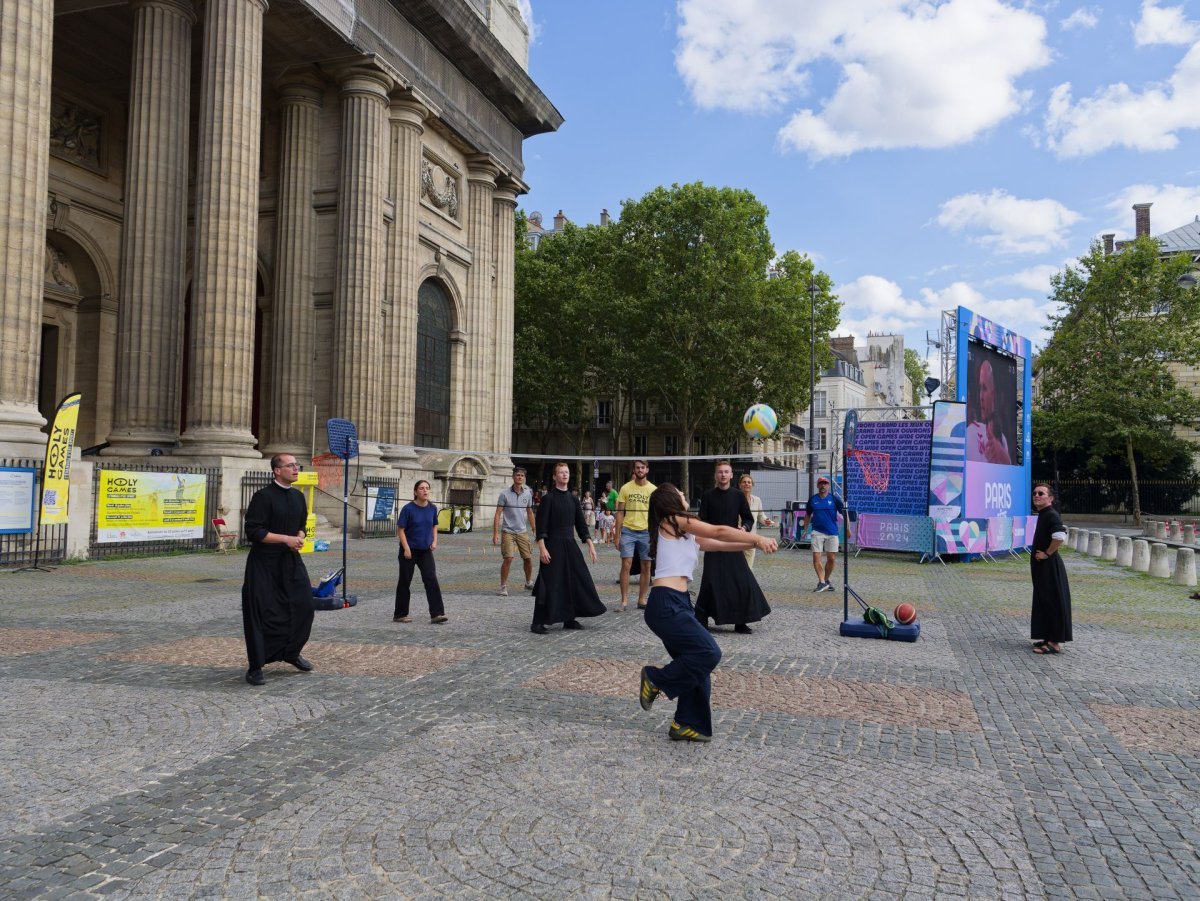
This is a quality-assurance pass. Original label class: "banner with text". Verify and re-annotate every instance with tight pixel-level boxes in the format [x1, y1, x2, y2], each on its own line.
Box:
[96, 470, 207, 543]
[855, 513, 933, 553]
[40, 392, 82, 525]
[0, 467, 37, 534]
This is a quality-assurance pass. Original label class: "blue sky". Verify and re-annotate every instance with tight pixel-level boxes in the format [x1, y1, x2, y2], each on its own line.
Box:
[516, 0, 1200, 370]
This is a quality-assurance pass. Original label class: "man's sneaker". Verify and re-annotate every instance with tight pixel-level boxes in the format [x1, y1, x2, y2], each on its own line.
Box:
[668, 721, 711, 743]
[820, 582, 836, 592]
[812, 582, 827, 592]
[498, 585, 509, 597]
[639, 667, 661, 711]
[393, 616, 412, 623]
[524, 581, 536, 590]
[431, 614, 449, 624]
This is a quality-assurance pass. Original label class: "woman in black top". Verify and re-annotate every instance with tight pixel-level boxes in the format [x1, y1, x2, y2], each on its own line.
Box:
[1030, 483, 1072, 654]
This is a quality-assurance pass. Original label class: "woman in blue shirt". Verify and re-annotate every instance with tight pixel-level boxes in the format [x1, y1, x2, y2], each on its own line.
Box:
[394, 480, 447, 624]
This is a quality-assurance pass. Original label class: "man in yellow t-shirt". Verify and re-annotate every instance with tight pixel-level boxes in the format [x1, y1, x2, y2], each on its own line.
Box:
[615, 459, 656, 611]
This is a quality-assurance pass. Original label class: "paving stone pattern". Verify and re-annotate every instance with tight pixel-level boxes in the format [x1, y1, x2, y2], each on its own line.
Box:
[0, 535, 1197, 899]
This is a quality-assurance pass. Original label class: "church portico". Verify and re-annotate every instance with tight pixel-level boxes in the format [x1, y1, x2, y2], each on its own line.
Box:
[0, 1, 560, 548]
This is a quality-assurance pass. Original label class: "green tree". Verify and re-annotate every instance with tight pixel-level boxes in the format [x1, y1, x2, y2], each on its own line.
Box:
[614, 183, 838, 491]
[904, 347, 930, 407]
[1036, 236, 1200, 524]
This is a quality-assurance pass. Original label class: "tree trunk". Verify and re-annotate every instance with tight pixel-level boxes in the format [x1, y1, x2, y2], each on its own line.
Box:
[680, 428, 693, 503]
[1126, 433, 1141, 526]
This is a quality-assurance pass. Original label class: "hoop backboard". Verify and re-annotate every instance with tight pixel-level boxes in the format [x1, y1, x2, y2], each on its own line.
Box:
[327, 418, 359, 460]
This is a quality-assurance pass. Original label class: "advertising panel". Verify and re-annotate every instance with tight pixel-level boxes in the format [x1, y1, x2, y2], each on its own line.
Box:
[855, 513, 932, 553]
[986, 517, 1014, 553]
[367, 486, 396, 521]
[96, 470, 207, 543]
[40, 392, 82, 525]
[0, 467, 37, 534]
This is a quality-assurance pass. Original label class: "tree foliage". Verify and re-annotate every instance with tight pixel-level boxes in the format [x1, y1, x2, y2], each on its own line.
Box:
[1036, 236, 1200, 522]
[514, 183, 841, 493]
[904, 348, 930, 406]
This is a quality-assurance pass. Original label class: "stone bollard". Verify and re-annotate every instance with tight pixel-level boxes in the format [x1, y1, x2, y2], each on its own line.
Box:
[1158, 521, 1170, 539]
[1101, 533, 1118, 561]
[1067, 527, 1079, 549]
[1170, 521, 1183, 541]
[1087, 531, 1104, 556]
[1185, 524, 1196, 545]
[1132, 539, 1151, 572]
[1173, 548, 1197, 587]
[1149, 543, 1172, 578]
[1143, 519, 1156, 538]
[1116, 536, 1133, 567]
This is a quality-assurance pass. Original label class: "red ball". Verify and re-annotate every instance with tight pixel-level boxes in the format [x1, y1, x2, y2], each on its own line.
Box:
[894, 603, 917, 625]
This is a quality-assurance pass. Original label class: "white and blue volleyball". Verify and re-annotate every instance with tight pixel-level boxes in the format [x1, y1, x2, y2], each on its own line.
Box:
[742, 403, 778, 439]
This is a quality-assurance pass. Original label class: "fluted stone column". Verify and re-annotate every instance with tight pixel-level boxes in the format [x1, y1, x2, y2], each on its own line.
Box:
[261, 69, 323, 457]
[180, 0, 267, 457]
[0, 0, 53, 453]
[106, 0, 195, 454]
[463, 155, 499, 453]
[330, 65, 391, 461]
[381, 93, 426, 461]
[491, 176, 520, 461]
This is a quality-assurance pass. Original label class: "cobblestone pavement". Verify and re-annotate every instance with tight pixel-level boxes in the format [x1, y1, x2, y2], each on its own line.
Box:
[1, 534, 1198, 899]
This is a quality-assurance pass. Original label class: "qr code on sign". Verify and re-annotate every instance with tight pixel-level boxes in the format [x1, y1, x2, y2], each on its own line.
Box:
[43, 489, 58, 506]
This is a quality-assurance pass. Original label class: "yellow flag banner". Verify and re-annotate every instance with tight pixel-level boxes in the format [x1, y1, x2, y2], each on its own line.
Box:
[40, 392, 82, 525]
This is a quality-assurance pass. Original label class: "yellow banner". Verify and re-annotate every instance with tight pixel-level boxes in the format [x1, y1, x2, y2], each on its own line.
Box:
[40, 392, 82, 525]
[96, 470, 207, 543]
[295, 470, 318, 553]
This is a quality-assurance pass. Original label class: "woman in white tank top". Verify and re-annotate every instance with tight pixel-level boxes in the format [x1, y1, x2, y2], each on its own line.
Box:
[637, 484, 777, 742]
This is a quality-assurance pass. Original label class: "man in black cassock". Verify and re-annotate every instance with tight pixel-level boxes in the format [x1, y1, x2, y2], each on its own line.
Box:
[694, 461, 771, 634]
[241, 453, 315, 685]
[1030, 483, 1072, 655]
[530, 462, 606, 634]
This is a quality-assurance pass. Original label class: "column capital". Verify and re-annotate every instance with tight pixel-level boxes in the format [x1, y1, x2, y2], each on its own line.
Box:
[388, 92, 429, 133]
[131, 0, 197, 24]
[493, 174, 527, 207]
[331, 59, 394, 101]
[466, 153, 501, 187]
[273, 65, 325, 106]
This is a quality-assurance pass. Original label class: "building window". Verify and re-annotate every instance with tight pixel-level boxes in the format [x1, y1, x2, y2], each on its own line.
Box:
[633, 398, 648, 425]
[813, 390, 827, 417]
[595, 399, 611, 427]
[633, 434, 648, 456]
[815, 428, 827, 451]
[415, 280, 452, 448]
[691, 436, 707, 456]
[664, 436, 677, 455]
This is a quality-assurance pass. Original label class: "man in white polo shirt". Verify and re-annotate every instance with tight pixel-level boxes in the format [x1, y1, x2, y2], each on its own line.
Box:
[492, 467, 536, 596]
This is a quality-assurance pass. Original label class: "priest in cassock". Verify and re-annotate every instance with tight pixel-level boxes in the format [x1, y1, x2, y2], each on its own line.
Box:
[240, 453, 315, 685]
[694, 461, 771, 634]
[530, 462, 606, 634]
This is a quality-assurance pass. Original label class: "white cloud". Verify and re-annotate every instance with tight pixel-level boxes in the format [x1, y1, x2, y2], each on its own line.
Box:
[1060, 7, 1100, 31]
[513, 1, 538, 42]
[936, 190, 1082, 254]
[1104, 183, 1200, 236]
[990, 264, 1063, 295]
[675, 0, 1050, 159]
[1134, 1, 1199, 46]
[1045, 41, 1200, 156]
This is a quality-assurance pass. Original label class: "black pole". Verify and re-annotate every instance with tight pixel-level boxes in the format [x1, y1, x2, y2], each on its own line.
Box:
[843, 447, 850, 624]
[809, 276, 817, 500]
[341, 455, 350, 604]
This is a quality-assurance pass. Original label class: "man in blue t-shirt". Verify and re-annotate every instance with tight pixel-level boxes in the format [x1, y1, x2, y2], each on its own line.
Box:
[802, 476, 851, 592]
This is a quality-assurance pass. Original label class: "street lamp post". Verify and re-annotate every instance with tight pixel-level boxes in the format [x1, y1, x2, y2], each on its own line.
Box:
[809, 276, 818, 500]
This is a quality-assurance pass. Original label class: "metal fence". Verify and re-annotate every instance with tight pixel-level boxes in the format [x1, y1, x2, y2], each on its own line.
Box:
[0, 457, 67, 568]
[89, 463, 224, 558]
[1046, 479, 1200, 517]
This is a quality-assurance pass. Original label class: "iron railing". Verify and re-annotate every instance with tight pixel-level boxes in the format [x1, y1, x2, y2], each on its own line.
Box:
[1044, 479, 1200, 517]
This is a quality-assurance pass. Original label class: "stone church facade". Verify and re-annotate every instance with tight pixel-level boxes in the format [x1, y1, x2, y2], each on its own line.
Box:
[0, 0, 559, 532]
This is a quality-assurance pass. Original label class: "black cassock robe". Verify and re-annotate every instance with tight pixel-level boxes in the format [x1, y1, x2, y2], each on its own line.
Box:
[241, 482, 314, 669]
[1030, 505, 1072, 644]
[531, 487, 606, 626]
[694, 486, 771, 626]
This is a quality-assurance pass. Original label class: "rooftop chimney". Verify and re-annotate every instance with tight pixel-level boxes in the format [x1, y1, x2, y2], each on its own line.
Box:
[1134, 202, 1152, 238]
[599, 208, 610, 227]
[1102, 233, 1115, 255]
[553, 210, 566, 231]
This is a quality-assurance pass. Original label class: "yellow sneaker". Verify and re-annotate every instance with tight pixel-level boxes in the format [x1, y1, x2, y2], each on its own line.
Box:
[668, 721, 711, 743]
[639, 667, 660, 711]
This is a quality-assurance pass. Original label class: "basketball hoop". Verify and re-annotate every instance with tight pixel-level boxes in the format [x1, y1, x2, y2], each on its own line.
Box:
[847, 448, 890, 493]
[311, 453, 344, 491]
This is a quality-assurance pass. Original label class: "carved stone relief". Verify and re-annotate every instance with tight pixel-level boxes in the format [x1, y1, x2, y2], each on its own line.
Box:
[49, 98, 103, 170]
[421, 158, 460, 220]
[45, 243, 80, 294]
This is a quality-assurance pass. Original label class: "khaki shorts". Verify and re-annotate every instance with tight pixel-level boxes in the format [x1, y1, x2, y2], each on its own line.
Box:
[810, 531, 839, 554]
[501, 531, 532, 560]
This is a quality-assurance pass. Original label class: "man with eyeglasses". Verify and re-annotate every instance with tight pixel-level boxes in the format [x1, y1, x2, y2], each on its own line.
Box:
[240, 453, 316, 686]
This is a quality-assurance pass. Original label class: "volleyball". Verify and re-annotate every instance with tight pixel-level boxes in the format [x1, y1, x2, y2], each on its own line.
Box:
[743, 403, 778, 439]
[894, 603, 917, 625]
